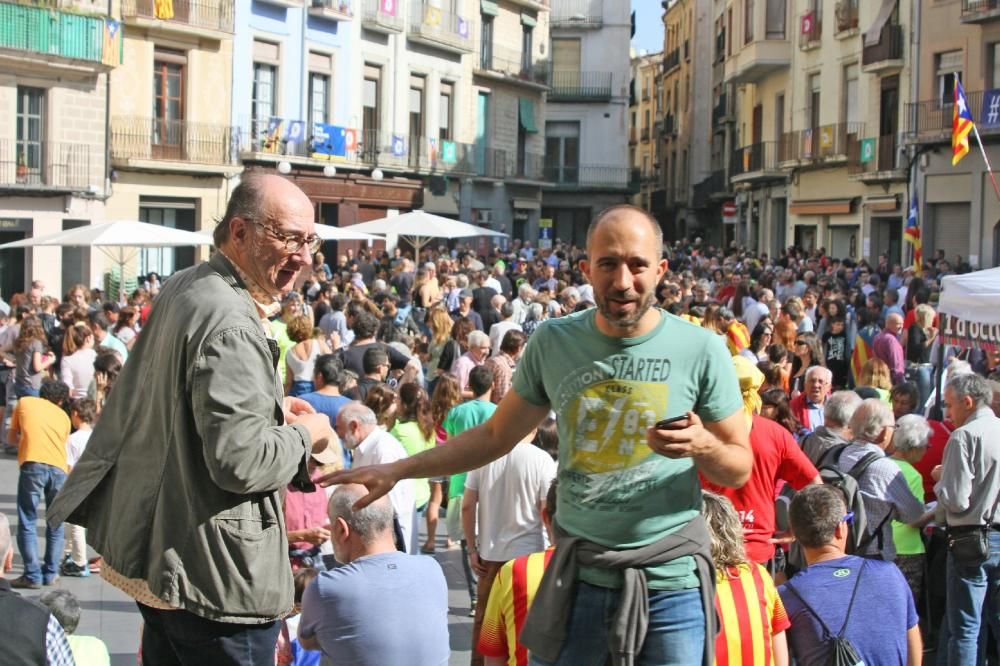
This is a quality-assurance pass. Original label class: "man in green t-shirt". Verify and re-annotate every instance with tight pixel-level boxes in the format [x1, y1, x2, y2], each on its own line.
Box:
[889, 413, 932, 605]
[441, 365, 496, 614]
[324, 205, 751, 665]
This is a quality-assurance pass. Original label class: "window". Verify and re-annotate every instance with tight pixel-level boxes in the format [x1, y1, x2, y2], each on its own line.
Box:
[544, 121, 580, 183]
[775, 93, 785, 140]
[480, 14, 494, 70]
[765, 0, 785, 39]
[252, 40, 279, 141]
[936, 50, 963, 106]
[521, 24, 533, 73]
[808, 73, 821, 129]
[727, 8, 733, 55]
[15, 86, 44, 184]
[152, 51, 185, 158]
[409, 76, 424, 167]
[308, 73, 329, 129]
[744, 0, 754, 44]
[990, 43, 1000, 89]
[552, 38, 581, 75]
[439, 82, 453, 141]
[140, 204, 196, 276]
[363, 64, 381, 135]
[844, 63, 859, 126]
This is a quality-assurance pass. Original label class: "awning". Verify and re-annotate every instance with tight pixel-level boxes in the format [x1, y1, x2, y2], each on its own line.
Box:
[480, 0, 498, 16]
[863, 193, 900, 212]
[519, 97, 538, 133]
[521, 11, 537, 27]
[789, 198, 855, 215]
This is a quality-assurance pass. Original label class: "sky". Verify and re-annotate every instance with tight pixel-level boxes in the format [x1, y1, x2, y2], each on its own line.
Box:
[631, 1, 665, 55]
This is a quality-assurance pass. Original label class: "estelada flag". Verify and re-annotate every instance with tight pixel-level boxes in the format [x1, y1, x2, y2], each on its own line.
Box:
[726, 321, 751, 356]
[953, 78, 974, 166]
[851, 324, 879, 387]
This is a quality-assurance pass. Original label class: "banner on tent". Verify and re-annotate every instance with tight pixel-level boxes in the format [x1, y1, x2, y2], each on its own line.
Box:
[940, 313, 1000, 351]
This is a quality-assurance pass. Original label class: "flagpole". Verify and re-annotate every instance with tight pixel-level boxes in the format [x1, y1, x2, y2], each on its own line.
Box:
[971, 123, 1000, 202]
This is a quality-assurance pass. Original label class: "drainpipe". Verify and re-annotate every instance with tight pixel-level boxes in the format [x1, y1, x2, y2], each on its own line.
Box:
[104, 0, 112, 201]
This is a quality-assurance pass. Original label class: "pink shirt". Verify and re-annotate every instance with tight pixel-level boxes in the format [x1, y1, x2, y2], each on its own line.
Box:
[451, 351, 484, 394]
[284, 480, 329, 551]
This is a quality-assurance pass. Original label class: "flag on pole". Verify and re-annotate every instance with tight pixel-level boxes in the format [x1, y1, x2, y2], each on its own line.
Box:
[905, 194, 923, 276]
[953, 78, 974, 165]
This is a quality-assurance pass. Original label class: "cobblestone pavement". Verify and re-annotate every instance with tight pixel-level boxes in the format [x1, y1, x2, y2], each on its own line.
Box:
[0, 452, 473, 665]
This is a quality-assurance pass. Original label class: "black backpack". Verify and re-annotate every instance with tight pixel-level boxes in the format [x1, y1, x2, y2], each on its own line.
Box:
[784, 561, 867, 666]
[786, 449, 893, 569]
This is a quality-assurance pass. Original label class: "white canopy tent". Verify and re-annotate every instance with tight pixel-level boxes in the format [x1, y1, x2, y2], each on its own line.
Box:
[0, 220, 215, 300]
[344, 210, 508, 256]
[195, 222, 381, 246]
[938, 266, 1000, 325]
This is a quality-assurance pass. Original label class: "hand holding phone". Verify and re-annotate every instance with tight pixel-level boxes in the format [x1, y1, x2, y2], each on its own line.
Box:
[654, 414, 690, 430]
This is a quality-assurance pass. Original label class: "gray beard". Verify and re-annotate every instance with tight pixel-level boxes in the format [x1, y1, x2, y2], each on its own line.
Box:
[597, 291, 656, 329]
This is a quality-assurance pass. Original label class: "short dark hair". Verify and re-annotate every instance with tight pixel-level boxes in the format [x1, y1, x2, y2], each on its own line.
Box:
[362, 346, 389, 374]
[789, 484, 846, 549]
[314, 354, 342, 385]
[88, 311, 113, 332]
[890, 382, 919, 411]
[352, 311, 380, 340]
[39, 589, 81, 634]
[40, 379, 70, 407]
[499, 329, 527, 355]
[213, 172, 268, 247]
[70, 398, 98, 425]
[468, 365, 494, 397]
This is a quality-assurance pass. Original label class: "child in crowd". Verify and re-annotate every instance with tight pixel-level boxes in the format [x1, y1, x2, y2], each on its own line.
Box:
[40, 589, 111, 666]
[61, 398, 97, 577]
[822, 316, 850, 389]
[703, 491, 790, 666]
[276, 567, 323, 666]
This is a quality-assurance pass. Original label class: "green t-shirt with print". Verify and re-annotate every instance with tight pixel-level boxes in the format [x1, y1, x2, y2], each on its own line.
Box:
[390, 420, 435, 509]
[443, 399, 498, 500]
[512, 308, 743, 590]
[891, 458, 926, 555]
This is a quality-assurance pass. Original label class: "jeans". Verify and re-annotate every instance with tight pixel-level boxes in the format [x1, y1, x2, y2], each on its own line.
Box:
[946, 530, 1000, 665]
[16, 462, 66, 584]
[906, 364, 934, 411]
[287, 380, 314, 397]
[138, 604, 280, 666]
[528, 583, 704, 666]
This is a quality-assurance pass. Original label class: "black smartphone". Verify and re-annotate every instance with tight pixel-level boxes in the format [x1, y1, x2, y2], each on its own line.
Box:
[654, 414, 689, 430]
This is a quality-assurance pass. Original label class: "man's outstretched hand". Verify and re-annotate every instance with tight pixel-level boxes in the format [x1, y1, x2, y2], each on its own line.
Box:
[317, 463, 400, 510]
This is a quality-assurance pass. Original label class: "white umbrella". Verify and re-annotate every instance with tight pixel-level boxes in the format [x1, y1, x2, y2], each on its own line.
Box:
[344, 210, 507, 256]
[194, 223, 382, 244]
[938, 266, 1000, 325]
[0, 220, 215, 301]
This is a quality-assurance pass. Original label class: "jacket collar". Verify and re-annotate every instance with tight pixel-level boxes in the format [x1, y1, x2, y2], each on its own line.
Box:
[210, 253, 282, 320]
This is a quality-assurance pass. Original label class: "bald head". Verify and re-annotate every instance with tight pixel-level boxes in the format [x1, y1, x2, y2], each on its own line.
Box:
[328, 484, 395, 544]
[215, 173, 309, 247]
[886, 312, 904, 335]
[586, 204, 663, 254]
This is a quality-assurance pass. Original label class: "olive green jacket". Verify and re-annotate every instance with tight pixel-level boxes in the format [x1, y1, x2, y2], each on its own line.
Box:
[49, 253, 312, 623]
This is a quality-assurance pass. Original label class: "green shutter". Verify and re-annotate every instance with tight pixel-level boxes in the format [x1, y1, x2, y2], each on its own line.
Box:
[521, 12, 537, 27]
[519, 98, 538, 134]
[480, 0, 499, 17]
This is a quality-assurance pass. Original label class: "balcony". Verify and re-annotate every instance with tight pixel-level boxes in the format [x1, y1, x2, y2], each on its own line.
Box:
[905, 90, 993, 143]
[509, 152, 546, 182]
[663, 49, 680, 74]
[712, 93, 732, 126]
[111, 116, 239, 173]
[407, 2, 473, 55]
[309, 0, 353, 21]
[779, 122, 865, 165]
[730, 142, 784, 183]
[664, 113, 676, 136]
[714, 29, 726, 64]
[543, 165, 639, 192]
[641, 127, 650, 142]
[847, 135, 906, 182]
[506, 0, 549, 11]
[961, 0, 1000, 23]
[629, 127, 638, 145]
[550, 0, 602, 28]
[121, 0, 235, 38]
[475, 44, 550, 90]
[834, 0, 858, 36]
[548, 70, 612, 101]
[0, 2, 119, 75]
[0, 139, 95, 192]
[725, 38, 791, 84]
[799, 12, 821, 50]
[692, 170, 729, 208]
[361, 0, 402, 33]
[862, 23, 903, 73]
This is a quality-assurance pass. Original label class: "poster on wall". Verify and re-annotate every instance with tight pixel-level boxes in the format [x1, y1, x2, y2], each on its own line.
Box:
[539, 217, 553, 250]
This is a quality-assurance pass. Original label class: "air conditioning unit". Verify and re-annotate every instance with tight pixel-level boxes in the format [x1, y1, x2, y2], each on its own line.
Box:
[477, 210, 493, 226]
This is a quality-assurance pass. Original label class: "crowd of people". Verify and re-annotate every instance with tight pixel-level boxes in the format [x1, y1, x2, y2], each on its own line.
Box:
[2, 172, 999, 666]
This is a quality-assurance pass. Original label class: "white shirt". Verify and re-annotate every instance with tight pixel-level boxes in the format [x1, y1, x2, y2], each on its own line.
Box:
[489, 320, 522, 357]
[67, 429, 93, 468]
[351, 428, 416, 552]
[464, 442, 556, 562]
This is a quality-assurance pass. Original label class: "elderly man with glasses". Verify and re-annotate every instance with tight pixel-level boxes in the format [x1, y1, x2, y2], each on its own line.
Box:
[49, 173, 336, 665]
[790, 366, 833, 435]
[836, 399, 931, 563]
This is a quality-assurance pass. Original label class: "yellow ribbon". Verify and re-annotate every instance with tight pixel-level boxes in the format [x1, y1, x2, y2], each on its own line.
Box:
[731, 355, 764, 431]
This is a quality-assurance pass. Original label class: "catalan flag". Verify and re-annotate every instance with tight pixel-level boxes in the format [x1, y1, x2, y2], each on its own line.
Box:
[953, 78, 974, 166]
[726, 321, 751, 357]
[477, 548, 555, 666]
[851, 323, 880, 388]
[904, 194, 922, 275]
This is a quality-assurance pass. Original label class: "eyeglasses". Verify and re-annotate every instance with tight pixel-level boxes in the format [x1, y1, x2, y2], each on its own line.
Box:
[249, 219, 322, 255]
[842, 512, 855, 525]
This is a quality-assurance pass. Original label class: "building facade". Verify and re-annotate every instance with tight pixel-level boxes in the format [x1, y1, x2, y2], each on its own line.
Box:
[629, 50, 662, 214]
[107, 0, 239, 290]
[909, 0, 1000, 269]
[540, 0, 634, 248]
[0, 0, 119, 297]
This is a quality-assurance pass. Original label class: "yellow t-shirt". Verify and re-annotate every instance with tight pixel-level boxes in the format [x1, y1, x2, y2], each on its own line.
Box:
[13, 396, 71, 472]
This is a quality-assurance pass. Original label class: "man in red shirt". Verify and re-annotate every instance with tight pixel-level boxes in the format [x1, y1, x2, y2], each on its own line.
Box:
[703, 358, 820, 571]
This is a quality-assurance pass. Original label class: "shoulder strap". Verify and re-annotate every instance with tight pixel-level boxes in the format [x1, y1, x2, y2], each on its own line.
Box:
[783, 579, 837, 641]
[857, 511, 894, 553]
[847, 452, 882, 480]
[837, 561, 866, 638]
